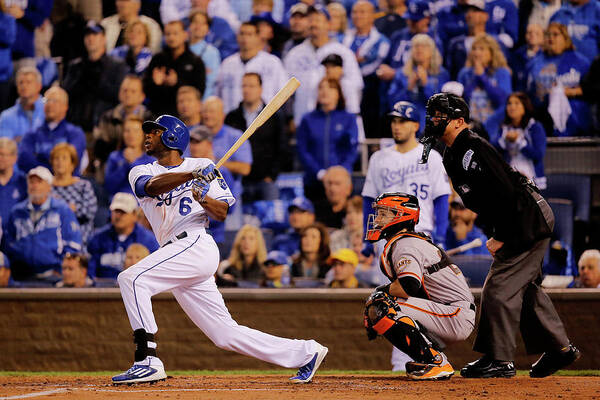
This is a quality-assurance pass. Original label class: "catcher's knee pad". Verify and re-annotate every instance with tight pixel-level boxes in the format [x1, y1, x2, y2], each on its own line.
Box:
[133, 329, 157, 362]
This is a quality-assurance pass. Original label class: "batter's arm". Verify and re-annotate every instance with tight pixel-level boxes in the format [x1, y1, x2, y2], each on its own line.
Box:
[144, 172, 194, 196]
[195, 195, 229, 222]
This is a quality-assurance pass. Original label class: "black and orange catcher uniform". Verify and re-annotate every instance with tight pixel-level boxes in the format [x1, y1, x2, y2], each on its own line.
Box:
[363, 192, 475, 380]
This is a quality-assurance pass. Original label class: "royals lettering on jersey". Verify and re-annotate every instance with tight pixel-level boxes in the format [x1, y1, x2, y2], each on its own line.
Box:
[129, 158, 235, 246]
[362, 144, 451, 236]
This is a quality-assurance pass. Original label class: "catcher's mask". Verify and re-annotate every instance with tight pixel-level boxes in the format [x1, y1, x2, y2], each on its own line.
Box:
[365, 192, 420, 242]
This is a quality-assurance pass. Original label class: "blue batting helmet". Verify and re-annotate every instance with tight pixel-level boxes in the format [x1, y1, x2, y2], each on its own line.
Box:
[142, 115, 190, 154]
[388, 101, 419, 122]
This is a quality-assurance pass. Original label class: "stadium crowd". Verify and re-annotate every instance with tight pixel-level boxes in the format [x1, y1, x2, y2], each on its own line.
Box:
[0, 0, 598, 289]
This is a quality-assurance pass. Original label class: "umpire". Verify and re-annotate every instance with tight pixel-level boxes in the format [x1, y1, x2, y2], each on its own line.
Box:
[419, 92, 580, 378]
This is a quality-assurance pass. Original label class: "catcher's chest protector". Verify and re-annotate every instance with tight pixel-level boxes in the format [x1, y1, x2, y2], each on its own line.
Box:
[379, 232, 451, 282]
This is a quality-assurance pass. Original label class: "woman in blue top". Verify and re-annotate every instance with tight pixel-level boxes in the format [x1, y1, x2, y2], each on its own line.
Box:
[104, 117, 154, 198]
[189, 10, 221, 99]
[109, 19, 153, 76]
[296, 77, 358, 201]
[526, 22, 591, 137]
[493, 92, 547, 190]
[458, 34, 512, 125]
[387, 33, 449, 128]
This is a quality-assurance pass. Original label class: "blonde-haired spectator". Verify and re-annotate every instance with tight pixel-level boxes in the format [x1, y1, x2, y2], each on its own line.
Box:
[50, 143, 97, 247]
[123, 243, 151, 270]
[217, 224, 267, 286]
[327, 2, 347, 42]
[110, 19, 153, 76]
[458, 34, 512, 124]
[387, 33, 449, 128]
[574, 250, 600, 288]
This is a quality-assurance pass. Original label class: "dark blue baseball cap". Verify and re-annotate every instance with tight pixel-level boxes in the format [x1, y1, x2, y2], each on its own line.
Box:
[265, 251, 289, 266]
[405, 0, 431, 21]
[388, 101, 420, 122]
[288, 197, 314, 213]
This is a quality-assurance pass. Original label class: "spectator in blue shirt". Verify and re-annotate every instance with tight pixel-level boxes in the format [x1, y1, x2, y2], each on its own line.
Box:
[458, 34, 512, 125]
[10, 0, 53, 60]
[202, 96, 252, 230]
[296, 78, 359, 202]
[526, 22, 591, 136]
[550, 0, 600, 62]
[387, 33, 449, 128]
[484, 0, 519, 49]
[0, 9, 16, 111]
[189, 10, 221, 99]
[374, 0, 408, 38]
[2, 166, 82, 283]
[493, 92, 547, 190]
[0, 66, 45, 140]
[272, 197, 316, 258]
[87, 192, 159, 279]
[109, 19, 153, 77]
[104, 116, 155, 198]
[17, 86, 86, 174]
[510, 23, 544, 91]
[0, 138, 26, 224]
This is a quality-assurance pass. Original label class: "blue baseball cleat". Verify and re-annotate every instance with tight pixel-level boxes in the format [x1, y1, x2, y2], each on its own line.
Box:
[112, 364, 167, 385]
[289, 345, 329, 383]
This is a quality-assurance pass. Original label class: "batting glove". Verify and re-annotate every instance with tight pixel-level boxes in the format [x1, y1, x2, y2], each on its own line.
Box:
[192, 179, 210, 203]
[192, 164, 221, 183]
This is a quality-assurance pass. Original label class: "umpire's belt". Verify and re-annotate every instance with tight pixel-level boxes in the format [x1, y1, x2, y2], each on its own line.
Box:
[163, 231, 188, 247]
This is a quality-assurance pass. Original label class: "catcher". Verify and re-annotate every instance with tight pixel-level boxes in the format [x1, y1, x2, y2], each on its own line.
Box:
[363, 192, 475, 380]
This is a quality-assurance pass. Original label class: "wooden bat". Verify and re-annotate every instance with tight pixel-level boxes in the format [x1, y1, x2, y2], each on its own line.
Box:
[446, 238, 483, 256]
[215, 77, 300, 169]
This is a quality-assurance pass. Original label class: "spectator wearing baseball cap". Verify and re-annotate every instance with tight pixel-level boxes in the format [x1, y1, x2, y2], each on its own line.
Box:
[327, 248, 368, 288]
[282, 3, 310, 57]
[87, 192, 158, 279]
[2, 166, 82, 284]
[260, 250, 292, 288]
[250, 12, 290, 57]
[272, 197, 316, 258]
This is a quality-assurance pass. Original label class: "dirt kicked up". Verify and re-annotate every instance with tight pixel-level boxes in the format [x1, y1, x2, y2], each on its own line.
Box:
[1, 374, 599, 400]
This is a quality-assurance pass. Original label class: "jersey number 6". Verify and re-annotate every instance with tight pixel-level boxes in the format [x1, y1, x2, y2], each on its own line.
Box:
[179, 197, 193, 216]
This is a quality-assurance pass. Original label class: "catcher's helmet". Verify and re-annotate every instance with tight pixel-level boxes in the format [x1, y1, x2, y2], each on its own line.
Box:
[388, 101, 419, 122]
[365, 192, 420, 242]
[142, 115, 190, 154]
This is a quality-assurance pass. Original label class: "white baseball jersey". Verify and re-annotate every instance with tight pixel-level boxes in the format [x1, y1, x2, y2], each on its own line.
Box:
[362, 144, 451, 236]
[128, 157, 235, 246]
[283, 39, 364, 125]
[216, 51, 289, 114]
[120, 156, 322, 372]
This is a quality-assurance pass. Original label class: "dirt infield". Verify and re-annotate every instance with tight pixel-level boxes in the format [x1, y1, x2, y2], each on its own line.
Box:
[1, 374, 599, 400]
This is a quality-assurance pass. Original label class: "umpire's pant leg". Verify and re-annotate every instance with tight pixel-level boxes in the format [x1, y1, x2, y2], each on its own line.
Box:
[520, 277, 570, 355]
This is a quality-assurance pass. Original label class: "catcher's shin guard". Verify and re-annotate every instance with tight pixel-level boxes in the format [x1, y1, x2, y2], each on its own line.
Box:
[364, 293, 438, 364]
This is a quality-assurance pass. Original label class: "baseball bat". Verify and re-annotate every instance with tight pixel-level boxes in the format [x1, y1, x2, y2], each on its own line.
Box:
[215, 77, 300, 169]
[446, 238, 483, 256]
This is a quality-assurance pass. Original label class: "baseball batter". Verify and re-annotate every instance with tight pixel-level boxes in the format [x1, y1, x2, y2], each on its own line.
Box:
[112, 115, 328, 385]
[363, 192, 475, 380]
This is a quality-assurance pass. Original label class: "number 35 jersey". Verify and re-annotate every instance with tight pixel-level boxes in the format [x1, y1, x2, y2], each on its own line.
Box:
[362, 144, 451, 235]
[129, 157, 235, 246]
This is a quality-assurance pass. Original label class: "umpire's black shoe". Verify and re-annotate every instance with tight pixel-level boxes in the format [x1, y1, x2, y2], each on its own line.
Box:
[460, 356, 516, 378]
[530, 344, 581, 378]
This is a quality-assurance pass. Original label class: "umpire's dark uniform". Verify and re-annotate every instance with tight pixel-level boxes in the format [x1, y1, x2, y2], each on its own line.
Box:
[442, 128, 570, 361]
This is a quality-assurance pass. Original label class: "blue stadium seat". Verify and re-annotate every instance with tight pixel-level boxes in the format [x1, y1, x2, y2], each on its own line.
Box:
[275, 172, 304, 201]
[543, 174, 591, 222]
[452, 254, 492, 287]
[546, 198, 575, 275]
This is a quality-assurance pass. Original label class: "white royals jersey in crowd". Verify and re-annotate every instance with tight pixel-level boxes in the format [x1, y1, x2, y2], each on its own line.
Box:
[129, 158, 235, 246]
[362, 144, 451, 236]
[216, 51, 289, 114]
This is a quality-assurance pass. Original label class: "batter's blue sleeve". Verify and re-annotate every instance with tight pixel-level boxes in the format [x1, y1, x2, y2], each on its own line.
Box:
[134, 175, 153, 198]
[433, 194, 449, 246]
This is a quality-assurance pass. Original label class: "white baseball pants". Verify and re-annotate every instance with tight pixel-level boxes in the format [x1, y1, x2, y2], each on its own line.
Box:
[117, 229, 318, 368]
